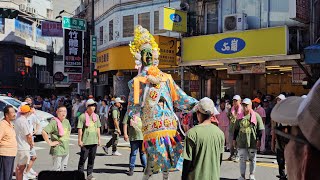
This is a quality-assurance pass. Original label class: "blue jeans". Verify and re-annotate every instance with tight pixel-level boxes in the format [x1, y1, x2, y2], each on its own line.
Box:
[130, 140, 147, 169]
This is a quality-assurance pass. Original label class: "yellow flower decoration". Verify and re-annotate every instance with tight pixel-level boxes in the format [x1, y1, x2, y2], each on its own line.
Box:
[129, 25, 160, 60]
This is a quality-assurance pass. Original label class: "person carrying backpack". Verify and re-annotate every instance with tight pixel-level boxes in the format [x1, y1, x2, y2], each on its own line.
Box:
[102, 97, 123, 156]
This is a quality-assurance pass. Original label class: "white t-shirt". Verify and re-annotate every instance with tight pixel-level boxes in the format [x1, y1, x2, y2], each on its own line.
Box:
[15, 115, 32, 151]
[27, 113, 40, 134]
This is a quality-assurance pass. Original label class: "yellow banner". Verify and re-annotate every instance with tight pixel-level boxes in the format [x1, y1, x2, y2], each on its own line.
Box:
[160, 7, 187, 33]
[182, 26, 288, 62]
[97, 36, 178, 72]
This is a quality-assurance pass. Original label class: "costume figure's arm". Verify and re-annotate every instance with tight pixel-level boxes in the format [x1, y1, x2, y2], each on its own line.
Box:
[168, 77, 198, 112]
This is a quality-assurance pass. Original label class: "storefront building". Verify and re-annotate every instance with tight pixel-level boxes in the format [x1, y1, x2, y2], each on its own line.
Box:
[181, 26, 309, 98]
[179, 0, 314, 99]
[94, 0, 184, 97]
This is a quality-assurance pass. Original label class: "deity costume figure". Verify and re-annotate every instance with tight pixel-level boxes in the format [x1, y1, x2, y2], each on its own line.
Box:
[127, 25, 198, 180]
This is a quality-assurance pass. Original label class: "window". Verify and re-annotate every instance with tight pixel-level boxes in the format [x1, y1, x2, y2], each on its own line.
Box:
[109, 20, 113, 41]
[206, 2, 218, 34]
[99, 26, 103, 45]
[138, 12, 150, 31]
[123, 15, 134, 38]
[154, 11, 166, 34]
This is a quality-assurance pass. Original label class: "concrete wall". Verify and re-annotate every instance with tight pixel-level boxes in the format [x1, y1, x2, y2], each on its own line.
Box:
[95, 0, 181, 52]
[28, 0, 53, 19]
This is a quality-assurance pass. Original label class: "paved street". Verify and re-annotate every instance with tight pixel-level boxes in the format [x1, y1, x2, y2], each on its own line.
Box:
[27, 134, 280, 180]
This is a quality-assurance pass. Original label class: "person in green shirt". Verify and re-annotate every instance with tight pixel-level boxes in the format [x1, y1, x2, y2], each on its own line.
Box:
[182, 97, 225, 180]
[103, 97, 123, 156]
[77, 99, 101, 180]
[123, 112, 147, 176]
[233, 98, 265, 180]
[42, 105, 71, 171]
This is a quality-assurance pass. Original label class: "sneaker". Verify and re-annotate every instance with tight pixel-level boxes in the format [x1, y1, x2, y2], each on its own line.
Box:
[233, 156, 239, 163]
[102, 146, 109, 155]
[29, 168, 38, 176]
[87, 174, 96, 180]
[25, 172, 36, 179]
[128, 168, 134, 176]
[276, 175, 288, 180]
[23, 174, 28, 180]
[238, 176, 245, 180]
[249, 174, 255, 180]
[112, 151, 122, 156]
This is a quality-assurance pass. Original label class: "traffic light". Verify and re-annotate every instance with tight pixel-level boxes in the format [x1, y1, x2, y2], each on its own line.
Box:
[92, 69, 99, 84]
[0, 8, 19, 19]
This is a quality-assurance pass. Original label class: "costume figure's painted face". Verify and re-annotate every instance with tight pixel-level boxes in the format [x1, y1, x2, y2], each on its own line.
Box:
[141, 48, 153, 66]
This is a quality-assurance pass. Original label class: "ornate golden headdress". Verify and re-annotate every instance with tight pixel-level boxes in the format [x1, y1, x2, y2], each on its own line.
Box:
[129, 25, 160, 68]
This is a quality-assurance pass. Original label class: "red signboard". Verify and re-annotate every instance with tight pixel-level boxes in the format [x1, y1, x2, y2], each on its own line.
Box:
[68, 74, 82, 83]
[41, 21, 63, 37]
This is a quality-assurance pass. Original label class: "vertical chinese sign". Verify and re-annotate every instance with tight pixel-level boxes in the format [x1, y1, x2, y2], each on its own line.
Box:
[64, 29, 83, 73]
[91, 35, 97, 63]
[62, 17, 86, 77]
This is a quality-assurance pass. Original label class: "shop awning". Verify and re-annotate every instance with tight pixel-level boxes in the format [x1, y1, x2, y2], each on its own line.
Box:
[304, 44, 320, 64]
[179, 54, 301, 66]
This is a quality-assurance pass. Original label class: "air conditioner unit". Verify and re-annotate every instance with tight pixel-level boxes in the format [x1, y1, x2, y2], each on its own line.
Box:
[19, 4, 26, 11]
[26, 7, 32, 14]
[223, 13, 248, 32]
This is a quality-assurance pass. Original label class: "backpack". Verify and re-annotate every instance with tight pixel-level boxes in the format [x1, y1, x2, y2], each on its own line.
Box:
[107, 106, 118, 129]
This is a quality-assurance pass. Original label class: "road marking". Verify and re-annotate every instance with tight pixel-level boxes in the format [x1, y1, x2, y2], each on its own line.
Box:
[223, 160, 278, 169]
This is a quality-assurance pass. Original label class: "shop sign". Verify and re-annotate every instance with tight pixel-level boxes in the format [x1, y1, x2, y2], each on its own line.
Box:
[41, 21, 63, 37]
[292, 66, 311, 84]
[64, 29, 83, 74]
[182, 26, 288, 62]
[54, 72, 64, 82]
[159, 7, 187, 33]
[62, 16, 86, 31]
[0, 18, 4, 34]
[227, 63, 265, 74]
[190, 80, 200, 92]
[91, 35, 97, 63]
[96, 36, 178, 72]
[155, 35, 177, 66]
[15, 19, 33, 41]
[215, 38, 246, 54]
[68, 74, 82, 83]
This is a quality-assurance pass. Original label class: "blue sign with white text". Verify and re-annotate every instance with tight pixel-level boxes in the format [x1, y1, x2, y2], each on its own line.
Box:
[214, 37, 246, 54]
[170, 14, 182, 22]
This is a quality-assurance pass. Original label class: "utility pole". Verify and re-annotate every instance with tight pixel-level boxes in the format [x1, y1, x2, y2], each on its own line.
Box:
[90, 0, 95, 96]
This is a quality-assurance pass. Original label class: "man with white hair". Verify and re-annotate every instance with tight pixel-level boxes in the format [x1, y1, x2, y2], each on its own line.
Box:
[182, 97, 224, 180]
[271, 78, 320, 180]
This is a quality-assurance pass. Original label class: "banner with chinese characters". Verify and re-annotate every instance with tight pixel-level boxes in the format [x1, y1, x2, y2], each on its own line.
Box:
[154, 35, 177, 66]
[41, 21, 63, 37]
[68, 74, 82, 83]
[227, 63, 266, 74]
[64, 29, 83, 74]
[182, 26, 288, 62]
